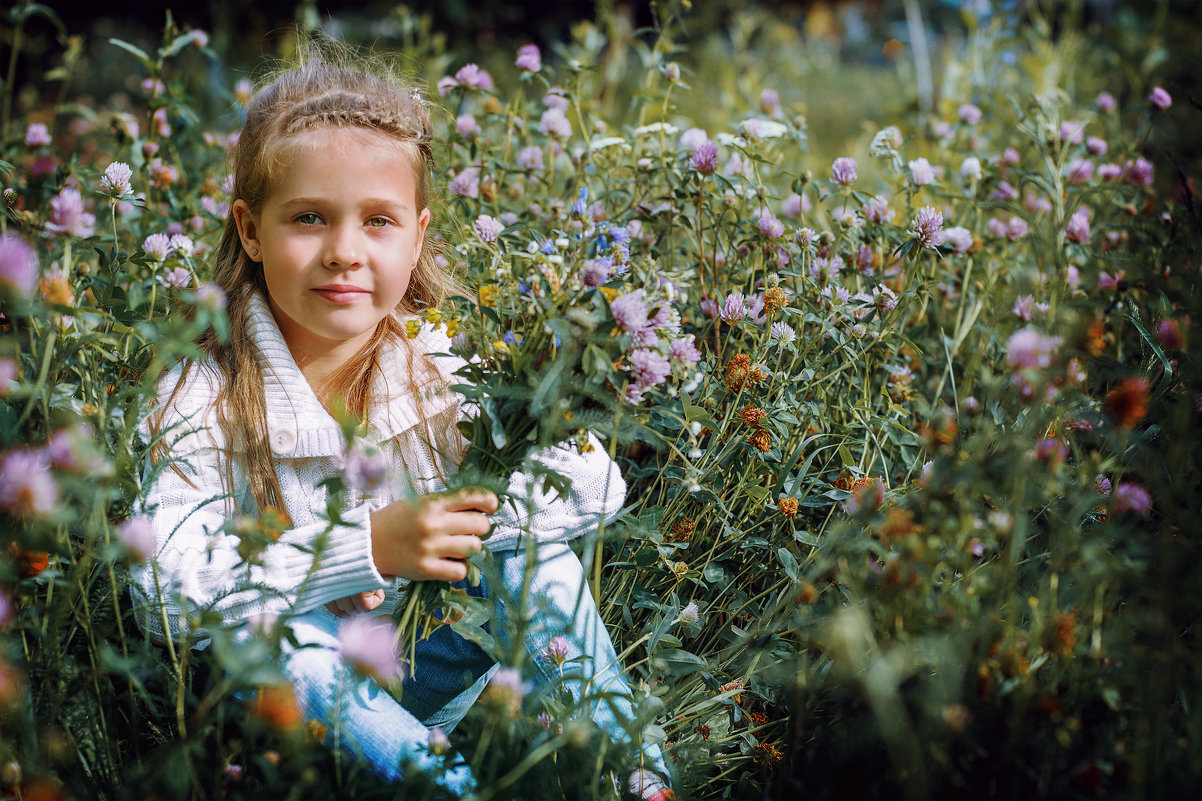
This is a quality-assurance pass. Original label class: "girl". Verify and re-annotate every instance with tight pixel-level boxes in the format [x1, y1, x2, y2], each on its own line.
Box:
[132, 52, 671, 799]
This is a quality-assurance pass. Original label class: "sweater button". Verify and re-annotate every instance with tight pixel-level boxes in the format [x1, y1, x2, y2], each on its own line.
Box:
[270, 427, 297, 455]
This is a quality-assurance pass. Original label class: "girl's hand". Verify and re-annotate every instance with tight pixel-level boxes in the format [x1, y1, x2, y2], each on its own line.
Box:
[370, 488, 497, 582]
[326, 588, 385, 618]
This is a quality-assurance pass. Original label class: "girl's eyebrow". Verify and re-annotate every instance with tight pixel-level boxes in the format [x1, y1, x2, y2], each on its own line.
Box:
[277, 196, 411, 211]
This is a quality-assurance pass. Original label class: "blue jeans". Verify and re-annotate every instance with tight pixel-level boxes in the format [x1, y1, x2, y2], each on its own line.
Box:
[279, 543, 666, 794]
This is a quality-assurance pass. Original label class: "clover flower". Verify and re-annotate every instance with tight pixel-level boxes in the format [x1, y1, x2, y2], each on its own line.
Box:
[1114, 482, 1151, 515]
[992, 181, 1017, 201]
[721, 292, 748, 323]
[338, 616, 404, 682]
[861, 194, 893, 223]
[196, 282, 227, 312]
[448, 167, 480, 199]
[944, 226, 973, 254]
[515, 43, 541, 72]
[909, 206, 945, 248]
[341, 441, 389, 493]
[25, 123, 51, 146]
[159, 267, 190, 288]
[0, 359, 16, 395]
[0, 234, 37, 296]
[688, 140, 719, 174]
[542, 635, 571, 667]
[908, 157, 936, 186]
[769, 321, 796, 344]
[169, 234, 194, 256]
[0, 449, 58, 517]
[757, 211, 784, 238]
[142, 234, 172, 262]
[474, 214, 504, 243]
[117, 516, 156, 561]
[669, 336, 702, 364]
[99, 162, 133, 198]
[486, 667, 525, 715]
[1148, 86, 1172, 110]
[517, 146, 544, 171]
[958, 103, 982, 125]
[679, 602, 699, 625]
[456, 114, 480, 140]
[1006, 328, 1060, 369]
[427, 727, 450, 756]
[830, 157, 857, 185]
[1065, 207, 1091, 244]
[453, 63, 494, 91]
[1124, 158, 1154, 186]
[961, 156, 982, 180]
[1066, 159, 1093, 184]
[1096, 91, 1117, 112]
[45, 188, 95, 238]
[868, 126, 901, 157]
[629, 349, 671, 388]
[538, 108, 572, 139]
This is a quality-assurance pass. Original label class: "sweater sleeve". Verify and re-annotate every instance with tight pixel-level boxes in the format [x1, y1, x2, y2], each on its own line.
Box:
[485, 433, 627, 553]
[130, 411, 386, 645]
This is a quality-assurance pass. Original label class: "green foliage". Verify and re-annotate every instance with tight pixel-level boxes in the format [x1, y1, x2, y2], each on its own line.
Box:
[1, 1, 1200, 799]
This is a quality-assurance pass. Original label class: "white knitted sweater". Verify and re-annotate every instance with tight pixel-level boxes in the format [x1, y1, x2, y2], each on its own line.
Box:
[131, 293, 625, 643]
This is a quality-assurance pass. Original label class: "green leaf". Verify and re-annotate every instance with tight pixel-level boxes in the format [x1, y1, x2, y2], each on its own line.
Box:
[1125, 313, 1173, 380]
[109, 38, 156, 73]
[683, 402, 719, 431]
[776, 547, 799, 582]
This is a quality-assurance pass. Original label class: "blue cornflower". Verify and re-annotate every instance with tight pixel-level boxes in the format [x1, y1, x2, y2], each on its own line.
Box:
[540, 238, 557, 254]
[502, 331, 521, 346]
[608, 224, 629, 244]
[572, 186, 589, 215]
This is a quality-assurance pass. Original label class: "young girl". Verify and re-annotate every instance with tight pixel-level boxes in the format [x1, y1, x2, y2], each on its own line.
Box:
[132, 52, 671, 799]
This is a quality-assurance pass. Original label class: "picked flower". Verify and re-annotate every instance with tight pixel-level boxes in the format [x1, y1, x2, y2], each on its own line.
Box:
[338, 616, 404, 683]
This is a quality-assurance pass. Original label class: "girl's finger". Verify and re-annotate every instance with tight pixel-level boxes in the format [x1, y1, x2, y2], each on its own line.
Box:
[441, 489, 499, 514]
[443, 534, 484, 559]
[361, 588, 385, 611]
[443, 510, 491, 538]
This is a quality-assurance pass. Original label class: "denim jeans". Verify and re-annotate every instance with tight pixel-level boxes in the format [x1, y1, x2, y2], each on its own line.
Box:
[279, 543, 666, 794]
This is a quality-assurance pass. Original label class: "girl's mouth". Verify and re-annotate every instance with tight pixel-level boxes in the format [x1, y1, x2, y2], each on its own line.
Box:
[312, 285, 370, 304]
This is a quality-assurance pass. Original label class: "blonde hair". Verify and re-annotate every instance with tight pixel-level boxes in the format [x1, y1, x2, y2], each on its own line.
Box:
[160, 46, 463, 522]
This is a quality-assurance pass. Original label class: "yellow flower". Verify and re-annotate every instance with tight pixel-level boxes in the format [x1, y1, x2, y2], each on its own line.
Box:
[444, 319, 460, 337]
[598, 286, 618, 302]
[423, 308, 443, 325]
[478, 284, 499, 307]
[405, 320, 422, 338]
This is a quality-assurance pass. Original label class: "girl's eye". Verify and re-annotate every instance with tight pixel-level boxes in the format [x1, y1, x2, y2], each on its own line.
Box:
[367, 216, 390, 228]
[296, 212, 321, 225]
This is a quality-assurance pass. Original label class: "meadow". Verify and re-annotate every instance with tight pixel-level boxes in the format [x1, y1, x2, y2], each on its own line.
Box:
[1, 1, 1200, 798]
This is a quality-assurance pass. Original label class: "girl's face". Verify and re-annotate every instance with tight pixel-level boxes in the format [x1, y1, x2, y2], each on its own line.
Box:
[232, 127, 430, 362]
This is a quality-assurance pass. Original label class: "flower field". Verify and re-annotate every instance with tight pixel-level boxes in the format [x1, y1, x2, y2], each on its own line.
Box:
[2, 1, 1200, 798]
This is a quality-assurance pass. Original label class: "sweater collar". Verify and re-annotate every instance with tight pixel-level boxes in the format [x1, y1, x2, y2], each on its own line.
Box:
[244, 292, 458, 457]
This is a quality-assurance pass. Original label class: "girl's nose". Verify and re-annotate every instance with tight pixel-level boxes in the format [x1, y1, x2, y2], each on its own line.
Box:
[322, 223, 363, 269]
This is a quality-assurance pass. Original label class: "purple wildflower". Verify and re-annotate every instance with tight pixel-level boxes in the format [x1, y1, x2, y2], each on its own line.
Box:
[770, 321, 796, 343]
[1096, 91, 1117, 113]
[961, 157, 982, 179]
[515, 44, 541, 72]
[453, 63, 494, 90]
[0, 358, 16, 394]
[428, 727, 450, 756]
[678, 127, 708, 150]
[679, 602, 699, 624]
[1066, 159, 1093, 183]
[1124, 158, 1154, 186]
[1094, 475, 1112, 496]
[1065, 207, 1091, 244]
[0, 448, 58, 517]
[992, 181, 1017, 201]
[831, 157, 858, 186]
[629, 349, 671, 387]
[944, 226, 973, 254]
[474, 214, 504, 243]
[517, 146, 544, 171]
[862, 194, 893, 223]
[760, 88, 779, 116]
[542, 635, 571, 667]
[99, 162, 133, 198]
[959, 103, 982, 125]
[1006, 217, 1029, 241]
[456, 114, 480, 140]
[689, 140, 719, 174]
[448, 167, 480, 199]
[543, 89, 569, 112]
[611, 290, 650, 334]
[197, 283, 227, 312]
[538, 108, 571, 139]
[486, 667, 525, 715]
[0, 234, 38, 295]
[909, 206, 945, 248]
[342, 441, 389, 492]
[339, 616, 404, 682]
[25, 123, 50, 146]
[1148, 86, 1172, 110]
[1114, 482, 1151, 515]
[1007, 328, 1060, 369]
[45, 188, 95, 238]
[757, 211, 784, 239]
[159, 267, 190, 288]
[581, 257, 611, 287]
[1003, 148, 1020, 166]
[720, 292, 748, 323]
[117, 516, 156, 561]
[1087, 137, 1108, 155]
[1059, 120, 1086, 144]
[908, 157, 936, 186]
[669, 336, 702, 364]
[1098, 163, 1122, 181]
[781, 193, 805, 218]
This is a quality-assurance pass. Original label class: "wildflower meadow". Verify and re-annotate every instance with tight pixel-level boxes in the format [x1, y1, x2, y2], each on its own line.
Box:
[2, 1, 1200, 798]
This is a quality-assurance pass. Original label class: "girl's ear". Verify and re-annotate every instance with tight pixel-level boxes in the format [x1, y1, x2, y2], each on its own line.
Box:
[414, 207, 431, 266]
[232, 199, 262, 262]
